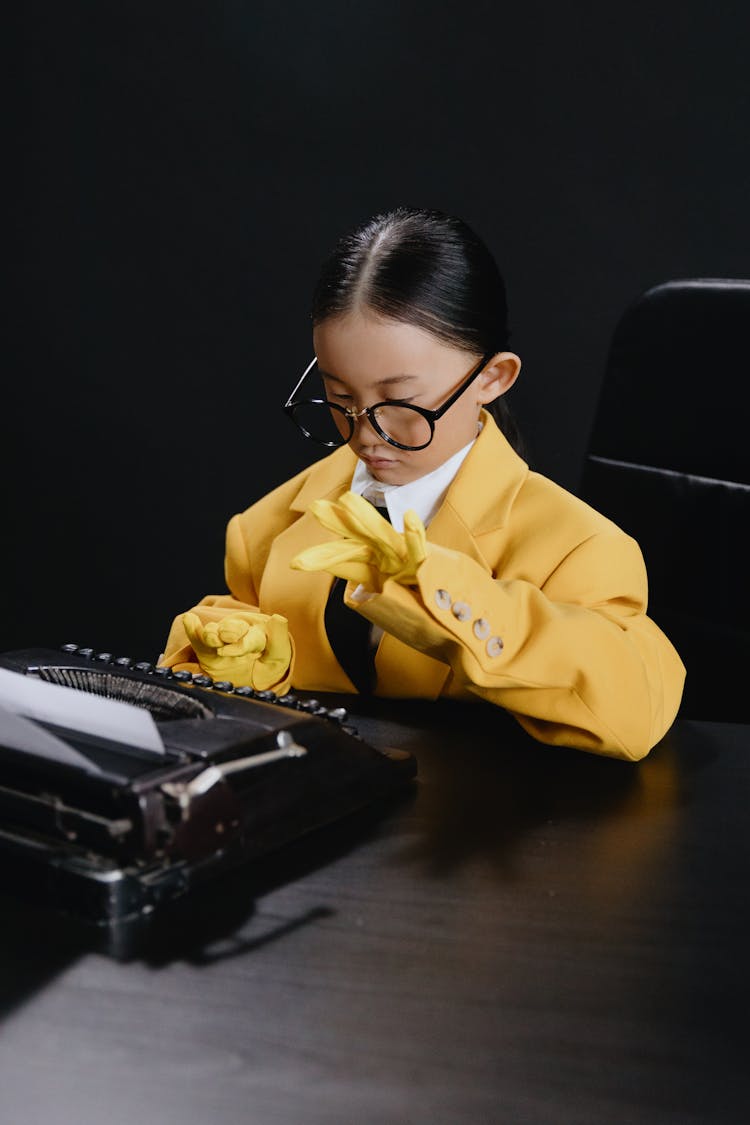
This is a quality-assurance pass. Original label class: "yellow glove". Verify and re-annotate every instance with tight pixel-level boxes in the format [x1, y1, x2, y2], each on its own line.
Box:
[182, 611, 292, 691]
[291, 491, 429, 593]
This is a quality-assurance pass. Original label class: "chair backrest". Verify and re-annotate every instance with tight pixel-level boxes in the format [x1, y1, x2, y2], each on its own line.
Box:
[579, 279, 750, 722]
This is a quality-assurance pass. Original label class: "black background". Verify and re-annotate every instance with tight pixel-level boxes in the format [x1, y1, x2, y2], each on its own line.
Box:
[7, 1, 750, 660]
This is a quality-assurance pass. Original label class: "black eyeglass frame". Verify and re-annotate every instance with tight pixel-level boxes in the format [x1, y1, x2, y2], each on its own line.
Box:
[283, 352, 493, 451]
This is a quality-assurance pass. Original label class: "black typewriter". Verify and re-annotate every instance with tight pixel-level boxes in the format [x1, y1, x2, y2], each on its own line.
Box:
[0, 645, 415, 947]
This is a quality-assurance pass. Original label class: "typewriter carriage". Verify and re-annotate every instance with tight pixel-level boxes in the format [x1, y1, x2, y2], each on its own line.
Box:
[0, 646, 416, 949]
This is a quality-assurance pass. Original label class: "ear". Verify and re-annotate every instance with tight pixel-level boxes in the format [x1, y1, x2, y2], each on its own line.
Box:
[476, 352, 522, 405]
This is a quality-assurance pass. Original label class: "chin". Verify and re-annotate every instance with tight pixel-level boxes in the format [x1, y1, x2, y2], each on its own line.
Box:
[369, 465, 403, 483]
[375, 467, 422, 487]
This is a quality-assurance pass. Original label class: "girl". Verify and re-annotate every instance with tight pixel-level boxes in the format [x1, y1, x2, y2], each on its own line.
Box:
[161, 208, 685, 761]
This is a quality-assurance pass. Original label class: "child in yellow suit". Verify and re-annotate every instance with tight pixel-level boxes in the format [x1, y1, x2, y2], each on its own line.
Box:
[161, 208, 685, 762]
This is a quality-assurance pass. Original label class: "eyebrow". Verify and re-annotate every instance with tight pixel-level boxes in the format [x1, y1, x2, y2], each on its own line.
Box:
[318, 369, 420, 389]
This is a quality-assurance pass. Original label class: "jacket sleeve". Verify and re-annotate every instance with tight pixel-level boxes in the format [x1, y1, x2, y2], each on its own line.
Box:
[347, 530, 686, 761]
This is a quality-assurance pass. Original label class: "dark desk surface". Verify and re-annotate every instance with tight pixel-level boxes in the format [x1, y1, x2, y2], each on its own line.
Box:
[1, 699, 748, 1125]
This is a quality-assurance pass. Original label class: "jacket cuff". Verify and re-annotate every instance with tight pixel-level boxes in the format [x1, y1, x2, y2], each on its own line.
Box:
[344, 545, 510, 679]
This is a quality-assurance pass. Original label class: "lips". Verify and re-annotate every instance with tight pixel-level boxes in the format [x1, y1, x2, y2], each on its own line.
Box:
[361, 454, 396, 469]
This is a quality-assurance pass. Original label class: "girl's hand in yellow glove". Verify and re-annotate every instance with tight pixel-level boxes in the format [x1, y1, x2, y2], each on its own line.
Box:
[182, 611, 292, 691]
[291, 491, 429, 593]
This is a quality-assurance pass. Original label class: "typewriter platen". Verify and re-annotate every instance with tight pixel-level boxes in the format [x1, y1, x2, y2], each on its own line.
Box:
[0, 646, 416, 946]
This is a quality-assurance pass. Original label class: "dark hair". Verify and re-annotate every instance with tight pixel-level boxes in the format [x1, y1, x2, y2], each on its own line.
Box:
[311, 207, 525, 457]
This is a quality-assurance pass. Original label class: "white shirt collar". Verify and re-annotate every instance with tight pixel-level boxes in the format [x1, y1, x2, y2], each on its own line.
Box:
[350, 435, 477, 532]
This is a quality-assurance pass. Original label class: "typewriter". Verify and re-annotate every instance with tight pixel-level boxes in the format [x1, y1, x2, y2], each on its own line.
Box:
[0, 645, 416, 949]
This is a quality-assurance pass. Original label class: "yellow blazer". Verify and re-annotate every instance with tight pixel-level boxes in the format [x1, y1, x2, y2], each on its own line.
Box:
[163, 414, 685, 761]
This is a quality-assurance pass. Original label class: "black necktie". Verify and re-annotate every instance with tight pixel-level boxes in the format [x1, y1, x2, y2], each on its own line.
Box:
[323, 503, 390, 694]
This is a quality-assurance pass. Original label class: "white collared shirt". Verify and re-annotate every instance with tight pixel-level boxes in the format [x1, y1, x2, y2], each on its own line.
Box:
[350, 436, 477, 531]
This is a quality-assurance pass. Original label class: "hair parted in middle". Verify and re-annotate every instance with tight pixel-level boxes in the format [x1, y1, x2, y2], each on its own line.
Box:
[311, 207, 525, 457]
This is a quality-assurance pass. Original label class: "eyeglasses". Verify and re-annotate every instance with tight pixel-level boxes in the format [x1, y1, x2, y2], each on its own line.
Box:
[283, 353, 492, 451]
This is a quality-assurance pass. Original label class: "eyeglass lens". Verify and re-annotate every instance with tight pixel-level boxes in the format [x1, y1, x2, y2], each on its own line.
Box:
[290, 401, 434, 449]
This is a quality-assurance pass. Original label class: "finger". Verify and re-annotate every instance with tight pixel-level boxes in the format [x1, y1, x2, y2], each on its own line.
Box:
[334, 563, 383, 587]
[229, 610, 268, 629]
[202, 621, 222, 649]
[292, 548, 380, 587]
[291, 540, 374, 573]
[402, 510, 428, 574]
[218, 623, 266, 657]
[183, 612, 223, 654]
[337, 494, 410, 572]
[253, 616, 293, 691]
[309, 493, 402, 554]
[307, 498, 359, 540]
[262, 614, 292, 663]
[182, 612, 205, 649]
[295, 559, 378, 584]
[252, 659, 291, 691]
[217, 618, 250, 645]
[307, 493, 408, 578]
[337, 493, 405, 554]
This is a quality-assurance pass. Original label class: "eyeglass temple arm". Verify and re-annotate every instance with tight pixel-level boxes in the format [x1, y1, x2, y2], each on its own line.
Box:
[429, 353, 492, 422]
[284, 357, 319, 408]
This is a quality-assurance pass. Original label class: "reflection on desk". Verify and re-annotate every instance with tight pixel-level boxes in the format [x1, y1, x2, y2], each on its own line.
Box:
[0, 699, 748, 1125]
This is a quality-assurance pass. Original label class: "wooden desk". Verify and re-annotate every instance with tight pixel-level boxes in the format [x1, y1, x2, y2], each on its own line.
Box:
[1, 700, 748, 1124]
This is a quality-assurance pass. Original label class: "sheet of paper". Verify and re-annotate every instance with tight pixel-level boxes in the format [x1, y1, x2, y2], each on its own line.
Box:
[0, 702, 104, 773]
[0, 666, 165, 756]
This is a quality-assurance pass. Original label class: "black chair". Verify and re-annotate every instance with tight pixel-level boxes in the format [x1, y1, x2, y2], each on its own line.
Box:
[579, 279, 750, 722]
